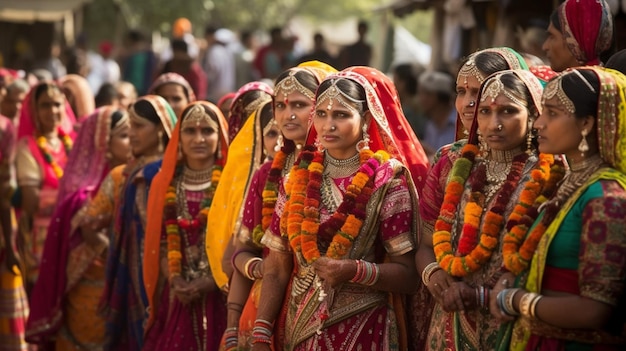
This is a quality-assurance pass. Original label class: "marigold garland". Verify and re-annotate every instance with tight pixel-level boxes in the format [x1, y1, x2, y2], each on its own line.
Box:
[283, 145, 388, 264]
[432, 144, 529, 277]
[502, 154, 566, 275]
[36, 128, 73, 178]
[165, 164, 222, 277]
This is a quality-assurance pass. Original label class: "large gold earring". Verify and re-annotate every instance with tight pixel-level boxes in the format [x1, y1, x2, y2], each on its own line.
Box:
[157, 131, 164, 153]
[578, 129, 589, 157]
[356, 124, 370, 152]
[526, 119, 534, 156]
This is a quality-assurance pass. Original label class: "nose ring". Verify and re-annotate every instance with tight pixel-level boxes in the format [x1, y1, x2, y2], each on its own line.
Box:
[290, 114, 296, 120]
[468, 100, 476, 107]
[330, 126, 336, 132]
[497, 124, 503, 131]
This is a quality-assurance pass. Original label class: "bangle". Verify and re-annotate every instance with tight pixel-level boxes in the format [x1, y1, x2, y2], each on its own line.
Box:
[223, 327, 238, 350]
[529, 294, 542, 319]
[421, 262, 441, 286]
[519, 292, 540, 318]
[251, 319, 273, 345]
[475, 286, 490, 308]
[243, 257, 263, 280]
[349, 260, 380, 286]
[496, 288, 520, 316]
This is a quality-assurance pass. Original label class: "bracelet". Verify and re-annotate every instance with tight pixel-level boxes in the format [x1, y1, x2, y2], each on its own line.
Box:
[519, 292, 541, 319]
[475, 286, 490, 308]
[251, 319, 273, 345]
[421, 262, 441, 286]
[349, 260, 380, 286]
[223, 327, 239, 350]
[529, 294, 542, 319]
[496, 288, 520, 316]
[243, 257, 263, 280]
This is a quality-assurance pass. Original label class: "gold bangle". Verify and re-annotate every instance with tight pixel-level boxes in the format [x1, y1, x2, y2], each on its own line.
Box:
[505, 288, 521, 316]
[243, 257, 262, 280]
[519, 292, 539, 318]
[421, 262, 441, 286]
[529, 294, 542, 319]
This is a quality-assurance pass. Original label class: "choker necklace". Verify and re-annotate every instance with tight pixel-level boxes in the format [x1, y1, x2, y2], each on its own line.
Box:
[323, 151, 361, 179]
[569, 154, 604, 172]
[483, 147, 524, 201]
[183, 166, 212, 190]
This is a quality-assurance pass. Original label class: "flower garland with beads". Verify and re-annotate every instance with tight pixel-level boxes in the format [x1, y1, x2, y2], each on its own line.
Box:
[36, 128, 73, 178]
[283, 145, 388, 264]
[250, 142, 296, 247]
[165, 164, 222, 278]
[432, 144, 529, 277]
[502, 154, 565, 275]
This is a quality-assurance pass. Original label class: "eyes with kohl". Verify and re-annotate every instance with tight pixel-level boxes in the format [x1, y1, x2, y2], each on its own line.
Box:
[273, 91, 312, 145]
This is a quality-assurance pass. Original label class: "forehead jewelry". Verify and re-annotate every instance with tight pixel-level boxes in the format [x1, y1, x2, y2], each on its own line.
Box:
[182, 104, 218, 131]
[274, 69, 315, 104]
[480, 73, 527, 108]
[458, 56, 485, 87]
[316, 78, 365, 117]
[542, 77, 575, 115]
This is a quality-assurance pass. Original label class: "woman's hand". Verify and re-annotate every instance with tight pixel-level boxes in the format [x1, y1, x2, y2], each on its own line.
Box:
[186, 275, 217, 301]
[441, 281, 477, 312]
[426, 269, 455, 304]
[489, 272, 517, 323]
[312, 257, 356, 288]
[170, 276, 195, 305]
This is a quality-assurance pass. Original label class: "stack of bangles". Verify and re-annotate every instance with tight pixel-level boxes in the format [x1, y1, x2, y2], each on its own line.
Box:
[243, 257, 263, 280]
[474, 286, 489, 308]
[497, 289, 543, 319]
[349, 260, 380, 286]
[421, 262, 441, 286]
[251, 319, 273, 346]
[223, 327, 238, 350]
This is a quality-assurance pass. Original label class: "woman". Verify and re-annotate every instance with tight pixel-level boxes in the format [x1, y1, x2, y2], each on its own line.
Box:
[148, 72, 196, 117]
[226, 81, 274, 142]
[413, 47, 528, 349]
[223, 62, 336, 351]
[542, 0, 613, 72]
[423, 69, 545, 350]
[26, 107, 130, 350]
[15, 81, 77, 291]
[206, 81, 274, 293]
[490, 67, 626, 350]
[100, 95, 177, 351]
[252, 66, 428, 351]
[142, 102, 229, 350]
[60, 74, 96, 122]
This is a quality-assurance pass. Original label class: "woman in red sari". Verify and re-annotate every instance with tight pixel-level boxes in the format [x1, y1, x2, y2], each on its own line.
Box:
[252, 66, 428, 351]
[142, 101, 229, 350]
[26, 107, 130, 350]
[14, 81, 76, 292]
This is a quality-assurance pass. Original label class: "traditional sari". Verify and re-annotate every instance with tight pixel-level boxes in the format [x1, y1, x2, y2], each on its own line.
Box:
[25, 107, 127, 349]
[206, 83, 273, 291]
[100, 95, 177, 351]
[505, 67, 626, 351]
[226, 81, 274, 143]
[14, 82, 77, 287]
[262, 66, 427, 351]
[426, 70, 544, 351]
[60, 74, 96, 122]
[143, 101, 229, 350]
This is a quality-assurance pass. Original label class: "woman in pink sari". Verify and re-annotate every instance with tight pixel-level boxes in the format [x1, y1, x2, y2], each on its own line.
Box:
[26, 107, 130, 350]
[14, 81, 76, 292]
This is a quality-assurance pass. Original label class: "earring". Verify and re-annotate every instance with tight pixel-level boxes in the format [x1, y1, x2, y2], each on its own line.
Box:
[356, 124, 370, 152]
[216, 143, 222, 159]
[526, 119, 534, 156]
[157, 131, 164, 153]
[578, 129, 589, 157]
[274, 134, 284, 152]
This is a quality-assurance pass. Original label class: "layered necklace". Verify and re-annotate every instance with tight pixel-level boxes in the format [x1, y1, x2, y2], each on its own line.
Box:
[432, 144, 529, 277]
[320, 152, 361, 212]
[36, 128, 73, 178]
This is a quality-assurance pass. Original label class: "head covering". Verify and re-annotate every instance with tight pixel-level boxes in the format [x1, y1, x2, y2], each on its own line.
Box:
[17, 81, 76, 140]
[557, 0, 613, 66]
[216, 92, 236, 112]
[228, 81, 273, 142]
[129, 94, 178, 139]
[57, 106, 128, 203]
[60, 74, 95, 121]
[454, 47, 529, 140]
[148, 72, 197, 103]
[310, 66, 430, 191]
[467, 69, 544, 146]
[529, 65, 558, 87]
[143, 101, 228, 328]
[173, 18, 192, 38]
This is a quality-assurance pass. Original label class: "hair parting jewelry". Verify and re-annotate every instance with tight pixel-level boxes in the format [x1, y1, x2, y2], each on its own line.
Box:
[316, 78, 365, 117]
[182, 104, 218, 130]
[542, 76, 575, 114]
[274, 69, 316, 102]
[481, 73, 527, 108]
[458, 56, 485, 86]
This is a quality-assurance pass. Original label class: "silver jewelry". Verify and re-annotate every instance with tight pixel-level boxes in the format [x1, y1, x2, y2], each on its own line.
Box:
[290, 114, 296, 120]
[469, 100, 476, 107]
[497, 124, 503, 131]
[329, 125, 336, 132]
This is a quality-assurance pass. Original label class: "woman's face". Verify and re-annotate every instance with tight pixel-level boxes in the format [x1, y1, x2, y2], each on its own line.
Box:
[129, 114, 161, 157]
[314, 98, 365, 159]
[455, 73, 482, 132]
[273, 91, 312, 145]
[542, 23, 579, 72]
[535, 95, 589, 159]
[476, 88, 530, 151]
[108, 123, 131, 166]
[263, 121, 280, 159]
[180, 118, 219, 164]
[36, 91, 65, 134]
[156, 83, 188, 117]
